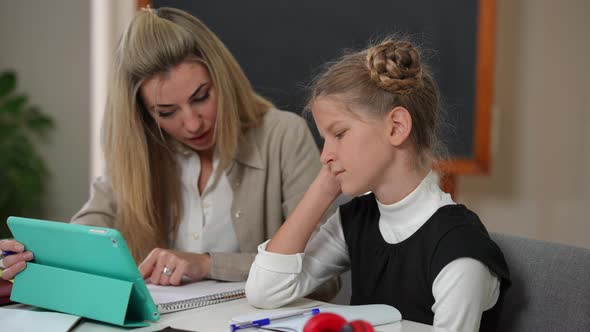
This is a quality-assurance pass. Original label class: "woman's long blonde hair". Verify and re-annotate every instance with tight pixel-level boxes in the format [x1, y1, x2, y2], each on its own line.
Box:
[102, 7, 273, 262]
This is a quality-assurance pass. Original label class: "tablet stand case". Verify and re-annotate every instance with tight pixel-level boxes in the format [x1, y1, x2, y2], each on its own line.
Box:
[7, 216, 159, 327]
[11, 262, 155, 327]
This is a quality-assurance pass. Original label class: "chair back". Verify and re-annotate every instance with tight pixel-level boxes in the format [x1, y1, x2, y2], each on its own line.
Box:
[491, 233, 590, 332]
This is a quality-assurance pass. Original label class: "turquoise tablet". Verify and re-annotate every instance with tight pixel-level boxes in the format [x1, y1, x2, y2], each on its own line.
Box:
[7, 216, 160, 327]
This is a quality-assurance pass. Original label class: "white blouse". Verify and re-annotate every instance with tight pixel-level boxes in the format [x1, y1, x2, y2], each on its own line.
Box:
[173, 151, 239, 254]
[246, 172, 501, 332]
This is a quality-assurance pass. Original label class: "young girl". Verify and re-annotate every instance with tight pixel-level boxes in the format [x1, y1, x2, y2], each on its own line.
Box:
[245, 38, 510, 332]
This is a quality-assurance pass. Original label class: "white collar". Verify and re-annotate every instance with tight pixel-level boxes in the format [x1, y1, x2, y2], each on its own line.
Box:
[376, 171, 454, 230]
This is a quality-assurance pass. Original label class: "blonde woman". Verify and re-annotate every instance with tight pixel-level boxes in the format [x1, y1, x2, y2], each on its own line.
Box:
[1, 7, 337, 298]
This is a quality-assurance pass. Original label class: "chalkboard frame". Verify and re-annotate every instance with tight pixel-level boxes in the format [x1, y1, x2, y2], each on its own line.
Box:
[137, 0, 495, 177]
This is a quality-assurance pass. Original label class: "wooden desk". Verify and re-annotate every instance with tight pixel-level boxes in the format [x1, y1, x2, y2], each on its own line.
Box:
[71, 298, 454, 332]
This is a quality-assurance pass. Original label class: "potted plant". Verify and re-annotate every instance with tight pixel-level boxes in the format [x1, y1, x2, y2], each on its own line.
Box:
[0, 71, 54, 238]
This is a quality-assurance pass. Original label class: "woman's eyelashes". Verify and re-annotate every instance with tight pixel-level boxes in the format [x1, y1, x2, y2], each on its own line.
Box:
[158, 109, 176, 118]
[192, 90, 210, 104]
[157, 90, 210, 118]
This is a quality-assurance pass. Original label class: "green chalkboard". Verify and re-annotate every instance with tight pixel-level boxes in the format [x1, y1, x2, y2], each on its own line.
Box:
[148, 0, 495, 174]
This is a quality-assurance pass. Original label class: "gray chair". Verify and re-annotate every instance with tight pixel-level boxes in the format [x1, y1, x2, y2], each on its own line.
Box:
[491, 233, 590, 332]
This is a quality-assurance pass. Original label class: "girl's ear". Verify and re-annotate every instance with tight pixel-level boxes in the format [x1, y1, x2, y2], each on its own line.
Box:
[385, 106, 412, 146]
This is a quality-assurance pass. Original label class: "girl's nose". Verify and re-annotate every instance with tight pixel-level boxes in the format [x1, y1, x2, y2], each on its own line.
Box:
[320, 144, 334, 165]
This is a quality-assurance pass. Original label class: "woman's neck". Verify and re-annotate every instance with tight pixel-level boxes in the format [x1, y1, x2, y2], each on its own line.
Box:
[197, 147, 215, 163]
[196, 147, 215, 195]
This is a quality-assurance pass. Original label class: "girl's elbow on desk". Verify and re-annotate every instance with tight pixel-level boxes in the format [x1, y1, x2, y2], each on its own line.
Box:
[245, 271, 296, 309]
[245, 280, 284, 309]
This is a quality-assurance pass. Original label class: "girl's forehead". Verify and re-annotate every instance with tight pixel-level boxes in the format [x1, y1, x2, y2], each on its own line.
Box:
[311, 95, 347, 113]
[311, 96, 370, 122]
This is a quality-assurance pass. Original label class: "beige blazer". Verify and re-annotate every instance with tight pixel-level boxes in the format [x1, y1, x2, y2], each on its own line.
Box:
[72, 109, 324, 280]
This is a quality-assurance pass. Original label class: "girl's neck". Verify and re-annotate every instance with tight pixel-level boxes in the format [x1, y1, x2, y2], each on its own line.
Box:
[373, 159, 431, 205]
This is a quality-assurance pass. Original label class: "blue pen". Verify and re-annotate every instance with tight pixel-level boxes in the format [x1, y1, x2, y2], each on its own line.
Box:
[0, 251, 17, 281]
[0, 251, 16, 260]
[230, 307, 320, 331]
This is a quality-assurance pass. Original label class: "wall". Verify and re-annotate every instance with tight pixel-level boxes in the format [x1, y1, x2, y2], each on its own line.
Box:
[0, 0, 134, 222]
[90, 0, 135, 179]
[457, 0, 590, 249]
[0, 0, 91, 222]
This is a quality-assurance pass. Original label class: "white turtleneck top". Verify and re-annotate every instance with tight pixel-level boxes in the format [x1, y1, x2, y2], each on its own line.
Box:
[246, 172, 500, 332]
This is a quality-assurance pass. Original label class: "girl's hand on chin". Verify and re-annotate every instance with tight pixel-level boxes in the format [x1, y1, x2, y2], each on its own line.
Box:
[316, 165, 342, 199]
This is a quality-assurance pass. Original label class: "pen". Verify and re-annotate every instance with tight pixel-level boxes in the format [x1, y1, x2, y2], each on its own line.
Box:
[0, 251, 17, 283]
[0, 251, 16, 260]
[230, 307, 320, 332]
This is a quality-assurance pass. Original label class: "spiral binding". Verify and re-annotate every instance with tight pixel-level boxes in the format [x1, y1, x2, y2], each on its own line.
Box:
[157, 289, 245, 314]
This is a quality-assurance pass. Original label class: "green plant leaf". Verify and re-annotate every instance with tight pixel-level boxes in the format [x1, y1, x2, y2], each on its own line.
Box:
[0, 121, 18, 138]
[0, 71, 17, 98]
[0, 70, 53, 233]
[0, 95, 28, 115]
[26, 106, 54, 133]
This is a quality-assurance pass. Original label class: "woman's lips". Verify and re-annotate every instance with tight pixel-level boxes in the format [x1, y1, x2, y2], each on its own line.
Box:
[188, 130, 210, 144]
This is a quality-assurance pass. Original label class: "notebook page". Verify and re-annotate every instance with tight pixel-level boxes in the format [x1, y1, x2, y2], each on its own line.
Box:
[147, 280, 245, 305]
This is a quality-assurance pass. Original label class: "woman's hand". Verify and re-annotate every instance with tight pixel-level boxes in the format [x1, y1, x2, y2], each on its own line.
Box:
[0, 239, 34, 280]
[138, 248, 211, 286]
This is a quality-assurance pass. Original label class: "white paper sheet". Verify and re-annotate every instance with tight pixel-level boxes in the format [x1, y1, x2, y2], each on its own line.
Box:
[0, 307, 81, 332]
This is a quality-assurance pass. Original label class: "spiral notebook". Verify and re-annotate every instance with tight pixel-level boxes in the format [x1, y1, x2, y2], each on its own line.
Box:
[147, 280, 245, 314]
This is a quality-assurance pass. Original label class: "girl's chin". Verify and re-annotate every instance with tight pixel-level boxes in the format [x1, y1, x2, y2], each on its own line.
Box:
[340, 183, 367, 198]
